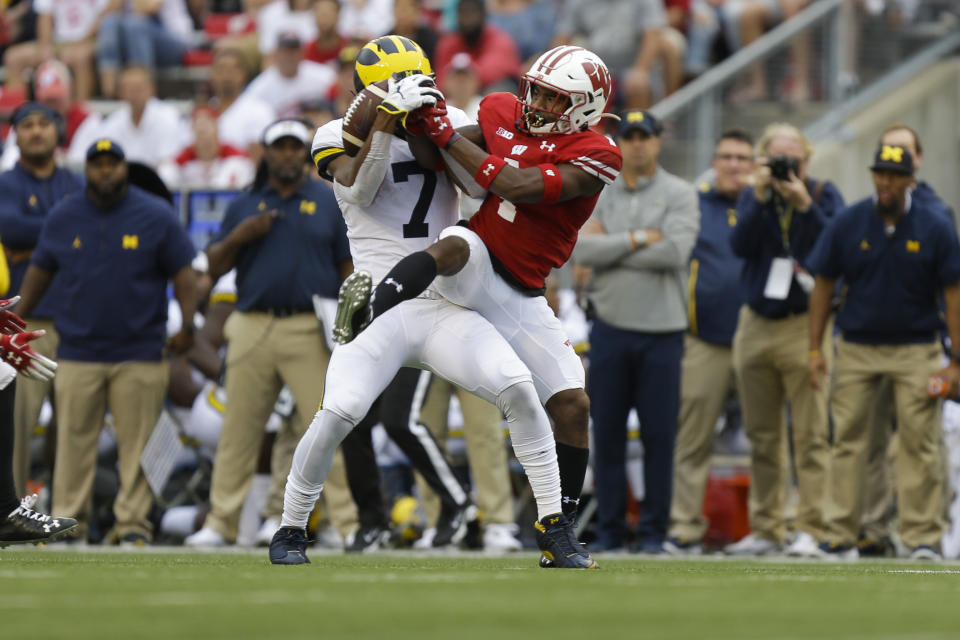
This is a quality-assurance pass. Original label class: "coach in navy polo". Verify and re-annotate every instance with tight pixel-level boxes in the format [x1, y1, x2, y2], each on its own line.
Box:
[807, 144, 960, 561]
[186, 119, 352, 547]
[17, 138, 197, 545]
[0, 102, 83, 495]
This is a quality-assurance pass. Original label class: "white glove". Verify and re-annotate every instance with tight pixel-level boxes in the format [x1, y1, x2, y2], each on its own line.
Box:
[377, 74, 443, 124]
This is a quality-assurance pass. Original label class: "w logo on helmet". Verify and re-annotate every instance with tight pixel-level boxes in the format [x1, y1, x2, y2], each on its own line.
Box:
[581, 60, 611, 96]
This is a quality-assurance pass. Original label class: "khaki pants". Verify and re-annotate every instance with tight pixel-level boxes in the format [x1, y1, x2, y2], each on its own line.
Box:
[825, 338, 945, 549]
[52, 359, 168, 539]
[861, 379, 897, 542]
[669, 335, 736, 542]
[415, 377, 514, 527]
[13, 317, 58, 495]
[732, 306, 831, 543]
[205, 311, 352, 541]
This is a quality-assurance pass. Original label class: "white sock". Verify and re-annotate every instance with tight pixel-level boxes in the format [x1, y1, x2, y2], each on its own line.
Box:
[280, 409, 355, 529]
[497, 381, 562, 520]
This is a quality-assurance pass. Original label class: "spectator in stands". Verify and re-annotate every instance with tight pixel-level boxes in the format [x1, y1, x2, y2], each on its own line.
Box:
[158, 106, 256, 189]
[439, 52, 481, 119]
[682, 0, 722, 78]
[573, 111, 700, 553]
[415, 379, 524, 552]
[2, 0, 106, 101]
[553, 0, 683, 109]
[434, 0, 522, 93]
[209, 48, 276, 159]
[185, 119, 351, 547]
[0, 102, 84, 496]
[97, 0, 194, 98]
[208, 0, 271, 74]
[807, 144, 960, 561]
[725, 0, 812, 104]
[338, 0, 394, 43]
[726, 122, 844, 557]
[488, 0, 557, 67]
[666, 128, 754, 555]
[242, 32, 338, 118]
[17, 138, 197, 545]
[1, 60, 99, 171]
[391, 0, 437, 61]
[68, 66, 189, 168]
[256, 0, 317, 69]
[304, 0, 348, 66]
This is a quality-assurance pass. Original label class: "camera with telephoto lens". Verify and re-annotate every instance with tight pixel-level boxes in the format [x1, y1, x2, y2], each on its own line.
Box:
[768, 154, 800, 181]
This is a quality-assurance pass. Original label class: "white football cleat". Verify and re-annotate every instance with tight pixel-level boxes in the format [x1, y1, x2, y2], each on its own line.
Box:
[483, 523, 522, 552]
[184, 527, 228, 548]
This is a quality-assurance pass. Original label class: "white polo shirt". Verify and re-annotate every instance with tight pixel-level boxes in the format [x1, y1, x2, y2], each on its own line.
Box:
[217, 95, 276, 151]
[66, 98, 188, 168]
[241, 61, 336, 118]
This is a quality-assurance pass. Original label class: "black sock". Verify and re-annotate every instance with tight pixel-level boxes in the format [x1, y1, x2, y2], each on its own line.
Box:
[556, 442, 589, 520]
[369, 251, 438, 320]
[0, 382, 20, 515]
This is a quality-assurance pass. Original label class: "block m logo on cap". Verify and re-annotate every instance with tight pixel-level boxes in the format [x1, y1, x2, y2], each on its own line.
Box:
[880, 145, 904, 163]
[122, 235, 139, 250]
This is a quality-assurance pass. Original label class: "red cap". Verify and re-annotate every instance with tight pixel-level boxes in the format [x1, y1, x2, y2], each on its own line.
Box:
[34, 60, 70, 101]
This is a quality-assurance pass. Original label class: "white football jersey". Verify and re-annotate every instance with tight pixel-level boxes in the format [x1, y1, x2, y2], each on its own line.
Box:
[311, 107, 473, 283]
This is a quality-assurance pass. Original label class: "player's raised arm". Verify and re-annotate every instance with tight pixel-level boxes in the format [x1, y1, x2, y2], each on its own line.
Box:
[323, 75, 439, 206]
[412, 47, 619, 204]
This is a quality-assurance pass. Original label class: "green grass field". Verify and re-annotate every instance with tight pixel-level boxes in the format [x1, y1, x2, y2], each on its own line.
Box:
[2, 549, 959, 640]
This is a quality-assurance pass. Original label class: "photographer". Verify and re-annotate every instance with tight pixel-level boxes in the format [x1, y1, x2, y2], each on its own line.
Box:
[726, 123, 844, 557]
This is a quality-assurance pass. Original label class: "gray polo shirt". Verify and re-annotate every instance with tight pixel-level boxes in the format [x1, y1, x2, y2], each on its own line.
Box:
[573, 166, 700, 333]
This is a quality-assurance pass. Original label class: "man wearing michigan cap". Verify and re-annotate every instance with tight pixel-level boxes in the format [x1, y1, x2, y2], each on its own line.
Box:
[17, 138, 198, 545]
[185, 119, 352, 548]
[806, 145, 960, 561]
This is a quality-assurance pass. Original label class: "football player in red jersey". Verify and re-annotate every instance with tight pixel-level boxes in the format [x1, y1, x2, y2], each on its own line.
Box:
[334, 46, 622, 566]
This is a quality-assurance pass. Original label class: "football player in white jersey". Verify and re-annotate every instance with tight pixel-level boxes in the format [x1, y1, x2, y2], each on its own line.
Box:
[270, 35, 596, 568]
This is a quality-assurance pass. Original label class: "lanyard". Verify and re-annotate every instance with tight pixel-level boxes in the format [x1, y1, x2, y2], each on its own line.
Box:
[775, 199, 794, 254]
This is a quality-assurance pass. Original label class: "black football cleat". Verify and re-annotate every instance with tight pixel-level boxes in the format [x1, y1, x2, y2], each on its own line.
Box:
[333, 271, 373, 344]
[0, 494, 78, 548]
[269, 526, 311, 565]
[433, 502, 478, 548]
[535, 513, 598, 569]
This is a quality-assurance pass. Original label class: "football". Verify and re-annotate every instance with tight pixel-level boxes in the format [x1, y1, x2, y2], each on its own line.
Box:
[341, 79, 389, 156]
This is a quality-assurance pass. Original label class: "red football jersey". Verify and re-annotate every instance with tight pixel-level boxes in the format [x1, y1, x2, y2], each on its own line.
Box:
[467, 92, 622, 289]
